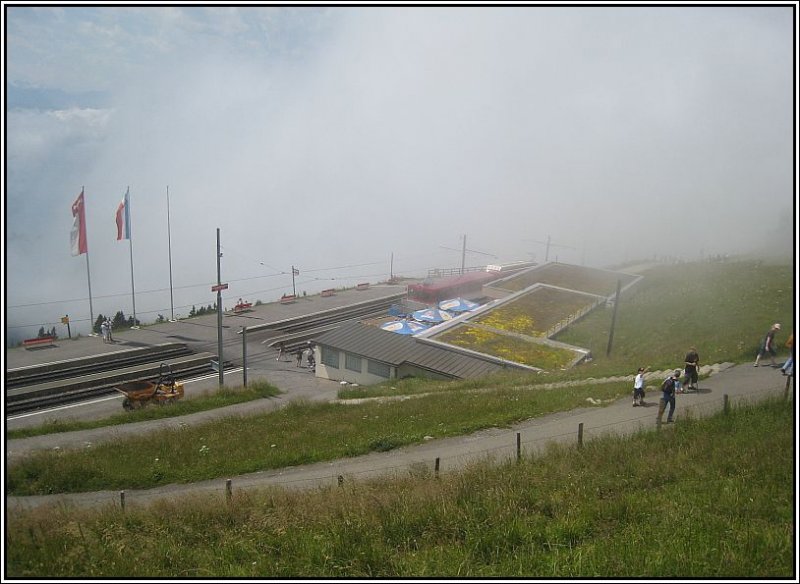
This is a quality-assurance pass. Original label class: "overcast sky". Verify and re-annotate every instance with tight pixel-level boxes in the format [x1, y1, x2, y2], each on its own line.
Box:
[4, 4, 796, 339]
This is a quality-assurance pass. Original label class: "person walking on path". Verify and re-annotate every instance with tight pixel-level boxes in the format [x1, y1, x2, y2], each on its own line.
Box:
[100, 319, 109, 343]
[657, 369, 680, 424]
[633, 367, 648, 406]
[295, 348, 304, 367]
[105, 318, 114, 343]
[276, 342, 286, 362]
[780, 332, 794, 376]
[683, 346, 700, 392]
[754, 323, 781, 367]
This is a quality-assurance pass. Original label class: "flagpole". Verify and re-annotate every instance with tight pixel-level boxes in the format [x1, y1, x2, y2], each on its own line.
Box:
[127, 186, 138, 328]
[167, 185, 175, 321]
[82, 186, 95, 331]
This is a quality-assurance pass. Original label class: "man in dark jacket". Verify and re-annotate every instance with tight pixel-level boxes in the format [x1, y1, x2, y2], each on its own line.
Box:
[657, 369, 680, 424]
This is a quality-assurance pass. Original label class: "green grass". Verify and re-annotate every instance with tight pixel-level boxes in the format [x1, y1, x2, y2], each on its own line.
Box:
[6, 399, 793, 578]
[7, 380, 632, 495]
[7, 381, 281, 439]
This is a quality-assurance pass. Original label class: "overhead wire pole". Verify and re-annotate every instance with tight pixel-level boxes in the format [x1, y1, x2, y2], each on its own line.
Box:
[461, 234, 467, 275]
[440, 235, 497, 274]
[526, 235, 576, 263]
[216, 228, 224, 386]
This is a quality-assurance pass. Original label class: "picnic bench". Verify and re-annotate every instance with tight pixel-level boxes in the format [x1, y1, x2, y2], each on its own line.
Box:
[22, 336, 56, 349]
[280, 294, 297, 305]
[233, 301, 253, 314]
[321, 288, 336, 297]
[356, 282, 370, 291]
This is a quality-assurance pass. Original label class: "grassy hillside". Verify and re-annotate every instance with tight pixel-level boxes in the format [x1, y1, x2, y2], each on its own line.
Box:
[6, 399, 793, 578]
[555, 259, 794, 377]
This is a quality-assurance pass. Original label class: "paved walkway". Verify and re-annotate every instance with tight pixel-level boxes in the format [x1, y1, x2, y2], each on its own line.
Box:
[6, 363, 793, 512]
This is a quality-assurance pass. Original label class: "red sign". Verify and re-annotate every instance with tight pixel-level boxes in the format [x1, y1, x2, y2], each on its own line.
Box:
[211, 283, 229, 292]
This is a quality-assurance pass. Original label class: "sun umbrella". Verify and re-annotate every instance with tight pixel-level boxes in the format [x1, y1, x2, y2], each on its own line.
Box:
[438, 297, 480, 313]
[380, 320, 429, 335]
[412, 308, 454, 324]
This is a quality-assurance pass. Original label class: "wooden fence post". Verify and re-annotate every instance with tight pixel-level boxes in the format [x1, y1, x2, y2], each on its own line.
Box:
[577, 423, 584, 448]
[434, 457, 440, 478]
[120, 490, 125, 511]
[516, 432, 521, 463]
[226, 479, 232, 502]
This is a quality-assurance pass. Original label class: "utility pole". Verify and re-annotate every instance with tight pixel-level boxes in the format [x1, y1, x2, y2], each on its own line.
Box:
[291, 265, 298, 296]
[606, 279, 622, 357]
[216, 228, 224, 386]
[389, 252, 394, 281]
[461, 234, 466, 275]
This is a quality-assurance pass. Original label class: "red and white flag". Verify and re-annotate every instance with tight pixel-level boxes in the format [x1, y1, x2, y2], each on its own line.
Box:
[116, 188, 131, 240]
[70, 190, 88, 256]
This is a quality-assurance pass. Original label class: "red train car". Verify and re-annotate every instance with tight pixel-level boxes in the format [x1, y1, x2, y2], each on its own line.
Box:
[408, 271, 504, 304]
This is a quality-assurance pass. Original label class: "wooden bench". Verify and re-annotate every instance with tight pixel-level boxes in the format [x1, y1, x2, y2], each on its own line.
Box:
[22, 336, 56, 349]
[280, 294, 297, 304]
[321, 288, 336, 298]
[233, 302, 253, 313]
[356, 282, 370, 291]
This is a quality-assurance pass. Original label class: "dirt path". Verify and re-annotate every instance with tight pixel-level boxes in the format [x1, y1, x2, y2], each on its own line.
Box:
[6, 363, 792, 512]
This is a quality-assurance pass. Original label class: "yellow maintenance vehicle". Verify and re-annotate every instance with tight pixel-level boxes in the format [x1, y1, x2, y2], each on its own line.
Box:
[114, 363, 184, 411]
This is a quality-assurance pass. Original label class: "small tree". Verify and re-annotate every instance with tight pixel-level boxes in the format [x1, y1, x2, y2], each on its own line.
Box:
[113, 311, 126, 329]
[94, 314, 106, 334]
[189, 305, 197, 317]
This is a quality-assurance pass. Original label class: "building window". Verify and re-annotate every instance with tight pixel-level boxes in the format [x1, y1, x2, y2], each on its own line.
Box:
[321, 346, 339, 368]
[367, 360, 391, 378]
[345, 353, 362, 372]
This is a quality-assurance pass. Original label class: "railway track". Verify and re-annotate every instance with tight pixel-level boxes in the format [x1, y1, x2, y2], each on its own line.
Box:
[5, 345, 227, 416]
[5, 343, 194, 389]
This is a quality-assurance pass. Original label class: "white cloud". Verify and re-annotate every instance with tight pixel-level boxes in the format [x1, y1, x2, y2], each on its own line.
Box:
[4, 6, 795, 338]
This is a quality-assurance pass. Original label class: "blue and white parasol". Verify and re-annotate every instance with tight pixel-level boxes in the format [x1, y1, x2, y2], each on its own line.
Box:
[380, 320, 429, 335]
[412, 308, 454, 324]
[438, 297, 480, 313]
